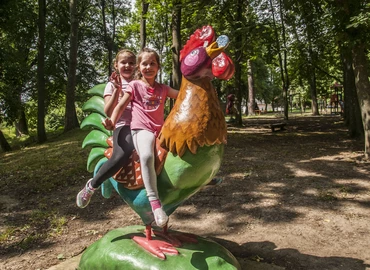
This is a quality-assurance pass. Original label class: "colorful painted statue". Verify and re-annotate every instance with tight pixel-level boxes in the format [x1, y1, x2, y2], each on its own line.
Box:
[80, 26, 237, 268]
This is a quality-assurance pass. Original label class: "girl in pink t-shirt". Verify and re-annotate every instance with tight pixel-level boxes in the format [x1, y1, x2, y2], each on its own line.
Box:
[104, 48, 178, 227]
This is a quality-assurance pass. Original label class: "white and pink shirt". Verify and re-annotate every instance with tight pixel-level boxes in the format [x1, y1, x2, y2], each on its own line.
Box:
[104, 80, 132, 128]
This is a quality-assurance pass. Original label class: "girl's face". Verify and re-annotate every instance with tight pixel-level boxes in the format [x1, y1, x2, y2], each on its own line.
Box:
[115, 53, 136, 80]
[139, 52, 159, 82]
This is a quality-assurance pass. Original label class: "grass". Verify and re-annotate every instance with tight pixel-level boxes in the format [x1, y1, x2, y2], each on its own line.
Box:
[317, 189, 338, 201]
[0, 128, 91, 252]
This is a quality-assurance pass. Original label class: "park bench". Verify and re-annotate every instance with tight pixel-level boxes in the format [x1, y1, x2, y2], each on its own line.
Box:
[270, 122, 286, 132]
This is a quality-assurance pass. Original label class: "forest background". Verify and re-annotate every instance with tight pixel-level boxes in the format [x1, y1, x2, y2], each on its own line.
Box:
[0, 0, 369, 158]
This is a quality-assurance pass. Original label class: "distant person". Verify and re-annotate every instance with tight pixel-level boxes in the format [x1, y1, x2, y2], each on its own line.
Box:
[226, 94, 238, 122]
[339, 100, 344, 115]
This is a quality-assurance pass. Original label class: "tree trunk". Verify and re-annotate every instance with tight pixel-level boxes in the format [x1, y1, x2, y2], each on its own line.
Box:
[171, 2, 181, 91]
[279, 0, 289, 120]
[16, 108, 29, 136]
[234, 0, 244, 126]
[101, 0, 115, 77]
[37, 0, 47, 143]
[64, 0, 80, 132]
[342, 47, 363, 137]
[140, 1, 149, 49]
[0, 130, 12, 152]
[352, 42, 370, 159]
[307, 39, 318, 115]
[247, 59, 256, 116]
[308, 64, 319, 115]
[270, 0, 289, 120]
[170, 2, 181, 110]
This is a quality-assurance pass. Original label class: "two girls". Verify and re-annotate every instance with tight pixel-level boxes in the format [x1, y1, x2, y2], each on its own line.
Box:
[102, 48, 178, 228]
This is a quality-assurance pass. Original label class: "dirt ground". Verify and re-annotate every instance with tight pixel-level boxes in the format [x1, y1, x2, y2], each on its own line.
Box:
[1, 114, 370, 270]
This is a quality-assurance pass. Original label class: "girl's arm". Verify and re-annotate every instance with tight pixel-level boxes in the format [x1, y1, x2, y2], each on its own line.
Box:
[104, 83, 120, 117]
[111, 92, 131, 125]
[104, 93, 119, 117]
[103, 92, 131, 130]
[167, 87, 179, 99]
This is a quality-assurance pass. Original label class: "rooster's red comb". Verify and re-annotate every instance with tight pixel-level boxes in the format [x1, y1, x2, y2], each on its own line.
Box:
[180, 25, 216, 62]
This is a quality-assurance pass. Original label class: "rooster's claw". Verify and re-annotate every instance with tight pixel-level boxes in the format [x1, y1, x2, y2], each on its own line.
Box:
[132, 236, 179, 260]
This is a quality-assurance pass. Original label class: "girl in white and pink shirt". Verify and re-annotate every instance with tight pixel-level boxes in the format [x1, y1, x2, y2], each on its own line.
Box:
[76, 49, 136, 209]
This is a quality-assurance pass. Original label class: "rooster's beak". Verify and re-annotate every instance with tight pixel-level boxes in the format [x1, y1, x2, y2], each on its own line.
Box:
[206, 41, 225, 60]
[206, 35, 230, 59]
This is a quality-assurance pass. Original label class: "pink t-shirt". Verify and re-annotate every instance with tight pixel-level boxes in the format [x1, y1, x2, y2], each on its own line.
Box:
[125, 80, 170, 136]
[104, 80, 132, 128]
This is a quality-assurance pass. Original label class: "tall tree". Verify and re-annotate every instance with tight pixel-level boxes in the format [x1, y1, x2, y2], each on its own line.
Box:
[306, 27, 319, 115]
[233, 0, 245, 126]
[15, 109, 29, 136]
[0, 0, 37, 136]
[352, 42, 370, 158]
[171, 1, 181, 90]
[247, 59, 256, 115]
[285, 0, 329, 116]
[101, 0, 113, 77]
[64, 0, 80, 132]
[279, 0, 290, 119]
[140, 1, 149, 49]
[269, 0, 289, 120]
[37, 0, 47, 143]
[330, 0, 370, 157]
[341, 46, 362, 137]
[100, 0, 127, 77]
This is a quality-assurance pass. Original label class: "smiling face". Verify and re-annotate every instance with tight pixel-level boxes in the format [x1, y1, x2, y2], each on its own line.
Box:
[114, 52, 136, 81]
[138, 51, 160, 85]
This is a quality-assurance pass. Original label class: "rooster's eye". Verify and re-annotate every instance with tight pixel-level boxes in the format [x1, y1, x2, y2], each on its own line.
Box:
[190, 49, 199, 56]
[184, 49, 199, 66]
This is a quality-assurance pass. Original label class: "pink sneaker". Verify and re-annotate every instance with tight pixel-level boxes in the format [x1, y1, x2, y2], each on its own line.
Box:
[76, 179, 95, 208]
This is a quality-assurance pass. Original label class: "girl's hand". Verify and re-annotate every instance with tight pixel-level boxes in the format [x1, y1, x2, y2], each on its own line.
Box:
[110, 72, 122, 91]
[102, 118, 115, 130]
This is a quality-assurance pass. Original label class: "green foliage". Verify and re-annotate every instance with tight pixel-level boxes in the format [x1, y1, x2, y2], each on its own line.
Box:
[1, 0, 369, 139]
[347, 3, 370, 29]
[45, 108, 65, 131]
[346, 3, 370, 45]
[24, 100, 38, 130]
[0, 0, 38, 124]
[24, 100, 71, 132]
[0, 227, 17, 242]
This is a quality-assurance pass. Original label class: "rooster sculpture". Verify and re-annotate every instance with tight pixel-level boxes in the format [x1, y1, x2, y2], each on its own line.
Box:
[80, 25, 235, 261]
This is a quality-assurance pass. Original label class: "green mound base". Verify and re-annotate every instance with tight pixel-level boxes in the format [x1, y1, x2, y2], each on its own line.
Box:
[78, 225, 241, 270]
